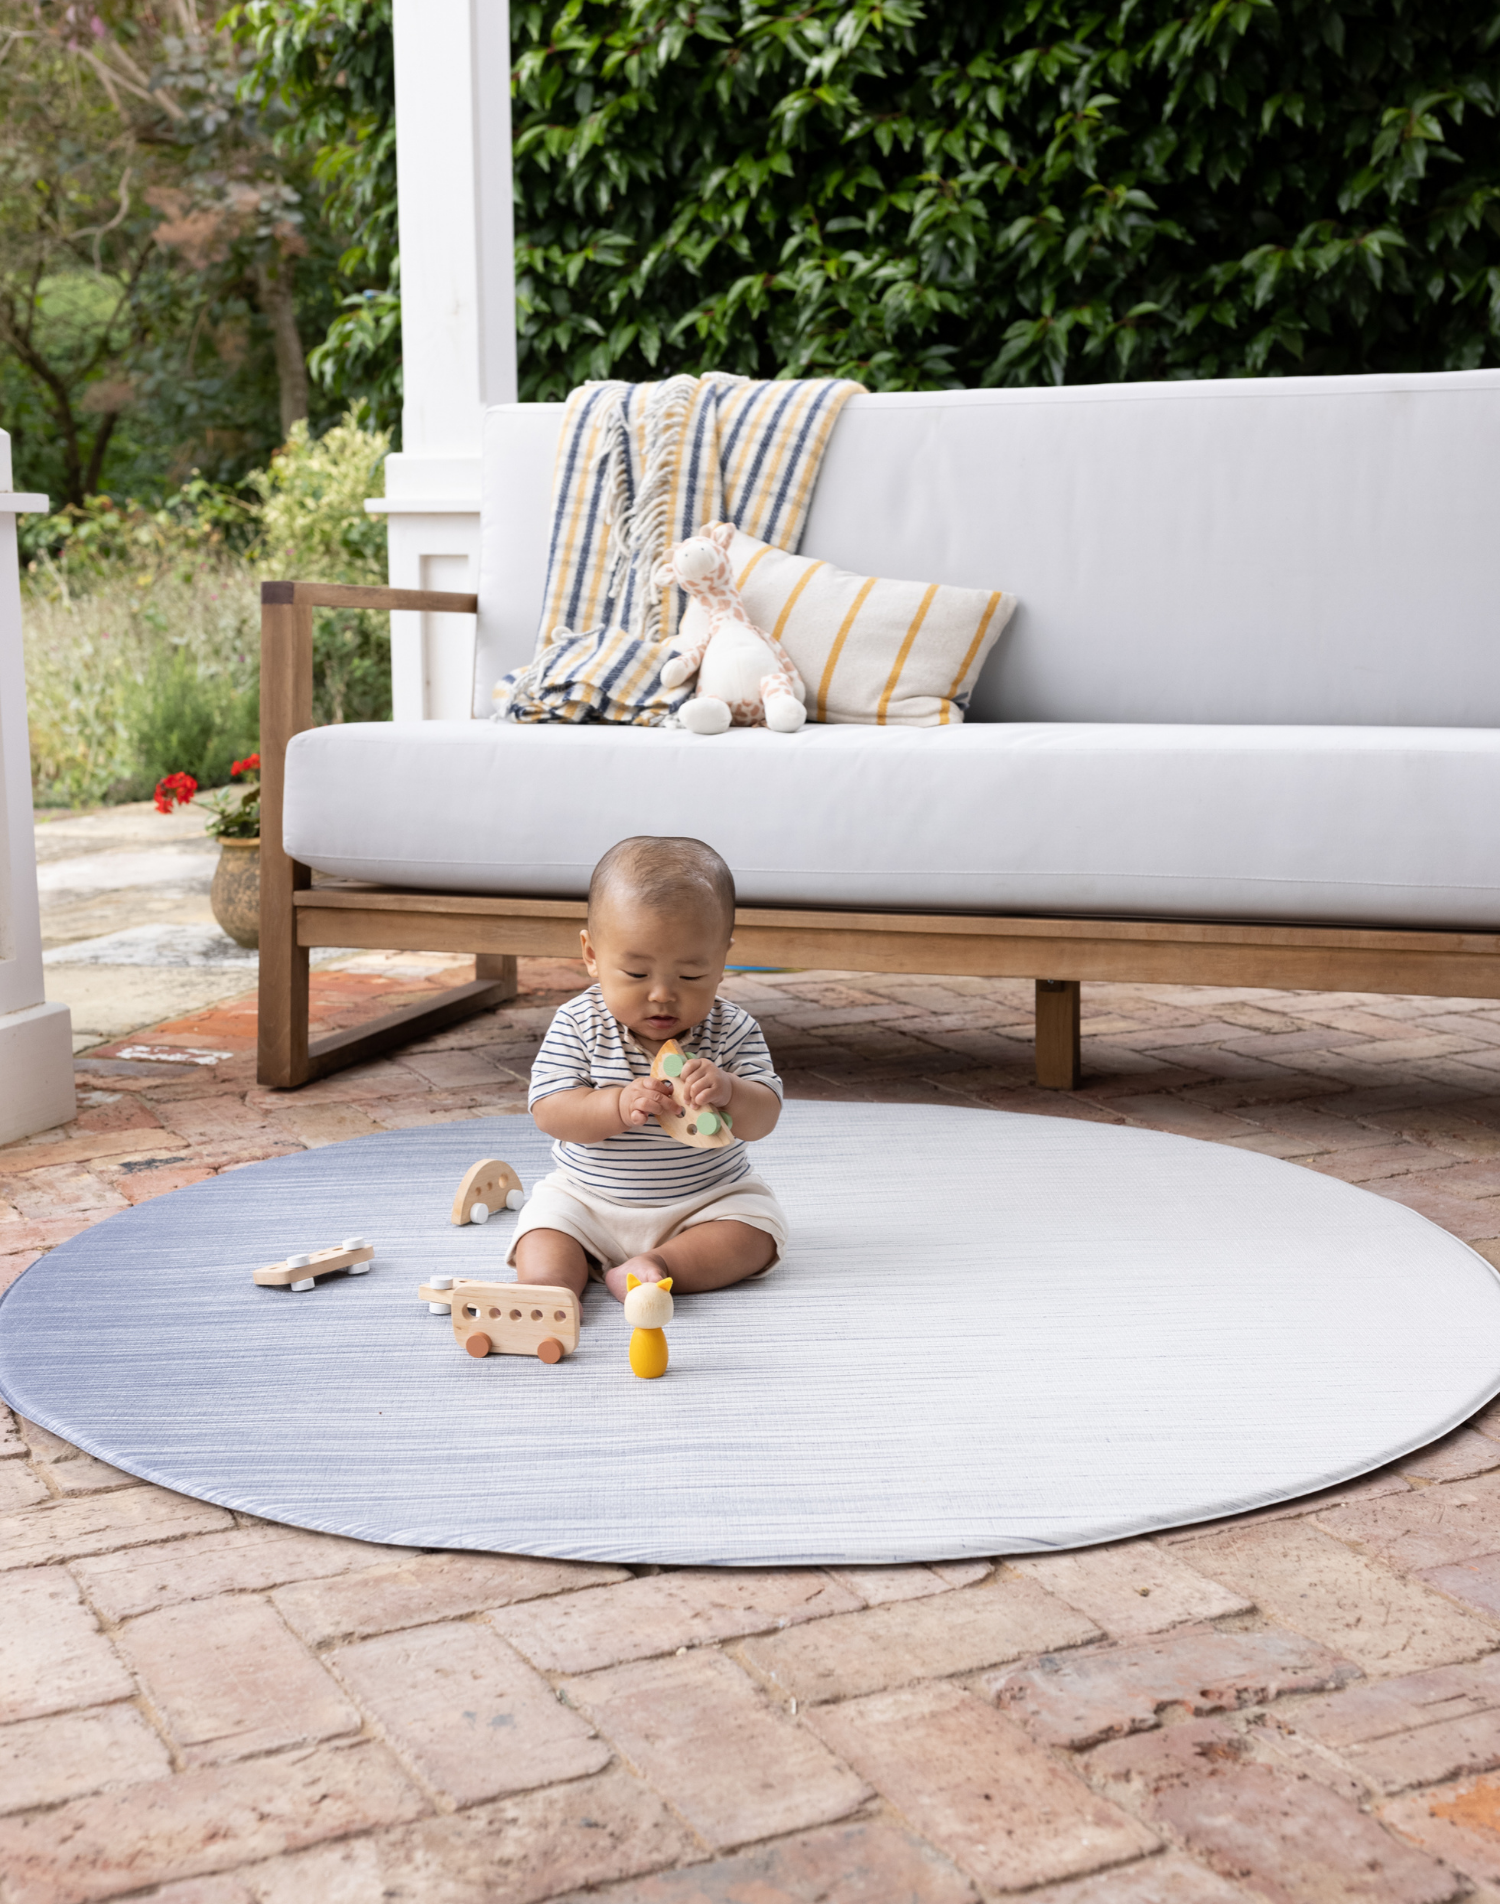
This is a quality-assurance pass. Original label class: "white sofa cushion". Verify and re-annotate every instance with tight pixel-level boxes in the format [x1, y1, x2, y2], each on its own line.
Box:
[473, 371, 1500, 727]
[285, 720, 1500, 931]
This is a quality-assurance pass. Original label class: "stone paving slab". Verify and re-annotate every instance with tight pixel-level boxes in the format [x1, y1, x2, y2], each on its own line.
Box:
[4, 955, 1500, 1898]
[1087, 1717, 1463, 1902]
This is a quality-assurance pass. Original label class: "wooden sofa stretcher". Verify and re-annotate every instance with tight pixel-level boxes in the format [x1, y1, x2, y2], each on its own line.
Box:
[260, 581, 1500, 1091]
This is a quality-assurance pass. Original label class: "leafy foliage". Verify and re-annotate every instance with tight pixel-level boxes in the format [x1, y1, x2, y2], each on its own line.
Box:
[122, 642, 259, 798]
[19, 478, 257, 585]
[23, 534, 260, 807]
[248, 403, 388, 579]
[0, 0, 349, 505]
[249, 404, 393, 725]
[512, 0, 1500, 393]
[228, 0, 400, 427]
[23, 408, 392, 805]
[244, 0, 1500, 405]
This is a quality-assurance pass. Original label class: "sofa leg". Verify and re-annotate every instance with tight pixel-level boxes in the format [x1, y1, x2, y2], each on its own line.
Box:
[474, 953, 519, 999]
[257, 898, 311, 1088]
[1035, 979, 1081, 1089]
[258, 594, 314, 1089]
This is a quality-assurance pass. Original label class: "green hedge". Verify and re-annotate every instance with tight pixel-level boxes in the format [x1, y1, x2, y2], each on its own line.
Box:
[514, 0, 1500, 393]
[237, 2, 1500, 405]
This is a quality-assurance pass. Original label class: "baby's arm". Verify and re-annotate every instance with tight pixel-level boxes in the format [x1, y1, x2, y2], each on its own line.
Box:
[533, 1077, 675, 1143]
[677, 1058, 781, 1140]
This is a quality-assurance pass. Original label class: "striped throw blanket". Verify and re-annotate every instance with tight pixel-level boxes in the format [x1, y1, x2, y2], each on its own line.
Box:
[495, 372, 865, 726]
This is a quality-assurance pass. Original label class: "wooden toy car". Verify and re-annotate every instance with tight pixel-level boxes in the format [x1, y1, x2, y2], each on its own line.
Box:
[417, 1278, 579, 1362]
[650, 1039, 735, 1149]
[451, 1158, 526, 1224]
[255, 1238, 374, 1290]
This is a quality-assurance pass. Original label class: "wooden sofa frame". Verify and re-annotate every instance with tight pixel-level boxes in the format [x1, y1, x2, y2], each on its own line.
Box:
[260, 581, 1500, 1091]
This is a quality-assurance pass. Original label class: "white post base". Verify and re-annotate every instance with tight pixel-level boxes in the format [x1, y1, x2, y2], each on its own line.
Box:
[0, 1001, 76, 1146]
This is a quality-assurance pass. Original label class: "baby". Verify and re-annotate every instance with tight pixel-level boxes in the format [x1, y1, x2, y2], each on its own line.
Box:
[511, 835, 786, 1304]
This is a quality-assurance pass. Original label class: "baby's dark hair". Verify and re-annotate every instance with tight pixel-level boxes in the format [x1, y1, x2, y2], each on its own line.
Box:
[588, 836, 736, 941]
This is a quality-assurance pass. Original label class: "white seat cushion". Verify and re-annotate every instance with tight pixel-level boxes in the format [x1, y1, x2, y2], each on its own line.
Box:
[285, 721, 1500, 931]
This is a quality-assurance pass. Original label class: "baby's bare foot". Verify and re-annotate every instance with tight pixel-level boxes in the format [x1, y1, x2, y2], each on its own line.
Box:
[604, 1252, 669, 1304]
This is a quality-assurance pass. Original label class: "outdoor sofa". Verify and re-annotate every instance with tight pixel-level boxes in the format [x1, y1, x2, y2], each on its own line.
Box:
[259, 368, 1500, 1091]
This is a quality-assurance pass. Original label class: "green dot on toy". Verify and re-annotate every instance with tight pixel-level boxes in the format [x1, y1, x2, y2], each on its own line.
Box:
[661, 1053, 684, 1077]
[721, 1111, 732, 1130]
[696, 1109, 719, 1135]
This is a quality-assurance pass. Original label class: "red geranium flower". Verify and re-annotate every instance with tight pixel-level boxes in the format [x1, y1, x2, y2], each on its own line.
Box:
[153, 771, 199, 814]
[231, 754, 261, 778]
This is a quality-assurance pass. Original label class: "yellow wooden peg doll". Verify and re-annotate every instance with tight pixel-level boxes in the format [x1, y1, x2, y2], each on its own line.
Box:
[624, 1273, 673, 1379]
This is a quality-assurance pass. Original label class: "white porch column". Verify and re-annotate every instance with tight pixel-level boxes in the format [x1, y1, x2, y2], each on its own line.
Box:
[370, 0, 516, 721]
[0, 437, 75, 1144]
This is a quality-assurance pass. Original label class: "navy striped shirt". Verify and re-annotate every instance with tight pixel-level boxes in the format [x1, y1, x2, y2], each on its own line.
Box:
[528, 986, 783, 1203]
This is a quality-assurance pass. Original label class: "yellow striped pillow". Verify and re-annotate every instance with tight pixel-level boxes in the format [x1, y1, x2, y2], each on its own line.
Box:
[722, 528, 1017, 727]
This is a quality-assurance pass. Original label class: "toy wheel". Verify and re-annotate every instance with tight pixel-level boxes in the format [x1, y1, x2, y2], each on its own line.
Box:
[537, 1337, 563, 1364]
[465, 1332, 492, 1358]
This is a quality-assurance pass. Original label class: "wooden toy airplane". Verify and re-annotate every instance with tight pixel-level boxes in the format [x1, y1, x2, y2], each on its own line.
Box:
[451, 1159, 526, 1225]
[417, 1278, 579, 1363]
[650, 1039, 735, 1150]
[255, 1238, 374, 1290]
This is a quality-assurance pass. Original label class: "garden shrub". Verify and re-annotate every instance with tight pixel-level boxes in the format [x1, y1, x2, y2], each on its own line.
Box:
[24, 407, 392, 806]
[120, 646, 260, 800]
[235, 1, 1500, 405]
[508, 0, 1500, 394]
[24, 553, 260, 809]
[249, 403, 393, 726]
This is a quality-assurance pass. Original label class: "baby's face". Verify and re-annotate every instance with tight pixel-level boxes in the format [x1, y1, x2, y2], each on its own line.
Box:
[581, 898, 730, 1051]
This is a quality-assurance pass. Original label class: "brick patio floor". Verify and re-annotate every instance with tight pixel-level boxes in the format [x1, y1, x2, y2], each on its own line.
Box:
[6, 962, 1500, 1901]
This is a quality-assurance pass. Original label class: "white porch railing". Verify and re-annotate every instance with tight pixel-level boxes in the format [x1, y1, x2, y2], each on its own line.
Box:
[0, 435, 76, 1142]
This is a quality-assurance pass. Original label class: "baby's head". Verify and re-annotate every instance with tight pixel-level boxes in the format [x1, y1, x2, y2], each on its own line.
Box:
[581, 837, 735, 1048]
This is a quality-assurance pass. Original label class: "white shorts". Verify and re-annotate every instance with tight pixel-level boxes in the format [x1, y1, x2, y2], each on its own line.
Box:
[509, 1169, 788, 1279]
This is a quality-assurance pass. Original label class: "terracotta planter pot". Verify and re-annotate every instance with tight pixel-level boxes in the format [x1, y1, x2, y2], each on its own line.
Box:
[211, 837, 260, 950]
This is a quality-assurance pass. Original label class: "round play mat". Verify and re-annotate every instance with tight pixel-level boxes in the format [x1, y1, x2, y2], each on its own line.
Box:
[2, 1104, 1496, 1566]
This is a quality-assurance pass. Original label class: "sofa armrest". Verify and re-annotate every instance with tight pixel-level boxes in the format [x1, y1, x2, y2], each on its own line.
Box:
[259, 576, 482, 1078]
[260, 580, 479, 614]
[259, 577, 481, 809]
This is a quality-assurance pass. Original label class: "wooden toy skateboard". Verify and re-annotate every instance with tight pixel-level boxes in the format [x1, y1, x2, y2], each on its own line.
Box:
[417, 1278, 579, 1362]
[451, 1159, 525, 1225]
[255, 1239, 374, 1290]
[650, 1039, 735, 1150]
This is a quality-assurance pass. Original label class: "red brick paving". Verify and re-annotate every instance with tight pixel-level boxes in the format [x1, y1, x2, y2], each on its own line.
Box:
[4, 962, 1500, 1897]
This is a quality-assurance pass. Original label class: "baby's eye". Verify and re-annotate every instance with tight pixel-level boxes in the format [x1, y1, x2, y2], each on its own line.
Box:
[623, 970, 647, 980]
[680, 972, 707, 981]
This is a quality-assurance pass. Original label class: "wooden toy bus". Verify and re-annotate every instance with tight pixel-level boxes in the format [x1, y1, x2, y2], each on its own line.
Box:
[418, 1278, 579, 1362]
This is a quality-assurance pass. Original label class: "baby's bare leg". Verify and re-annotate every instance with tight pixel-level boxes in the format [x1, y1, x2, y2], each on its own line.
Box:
[603, 1220, 775, 1303]
[514, 1227, 590, 1300]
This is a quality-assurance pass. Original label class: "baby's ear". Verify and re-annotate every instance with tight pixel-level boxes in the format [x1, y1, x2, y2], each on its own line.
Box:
[626, 1272, 640, 1291]
[657, 1277, 673, 1293]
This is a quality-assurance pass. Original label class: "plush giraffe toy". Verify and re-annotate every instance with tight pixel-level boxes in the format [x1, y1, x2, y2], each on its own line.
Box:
[653, 523, 808, 735]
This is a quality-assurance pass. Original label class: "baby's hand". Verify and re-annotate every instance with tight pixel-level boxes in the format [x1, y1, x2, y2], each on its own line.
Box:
[619, 1076, 675, 1129]
[678, 1057, 732, 1110]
